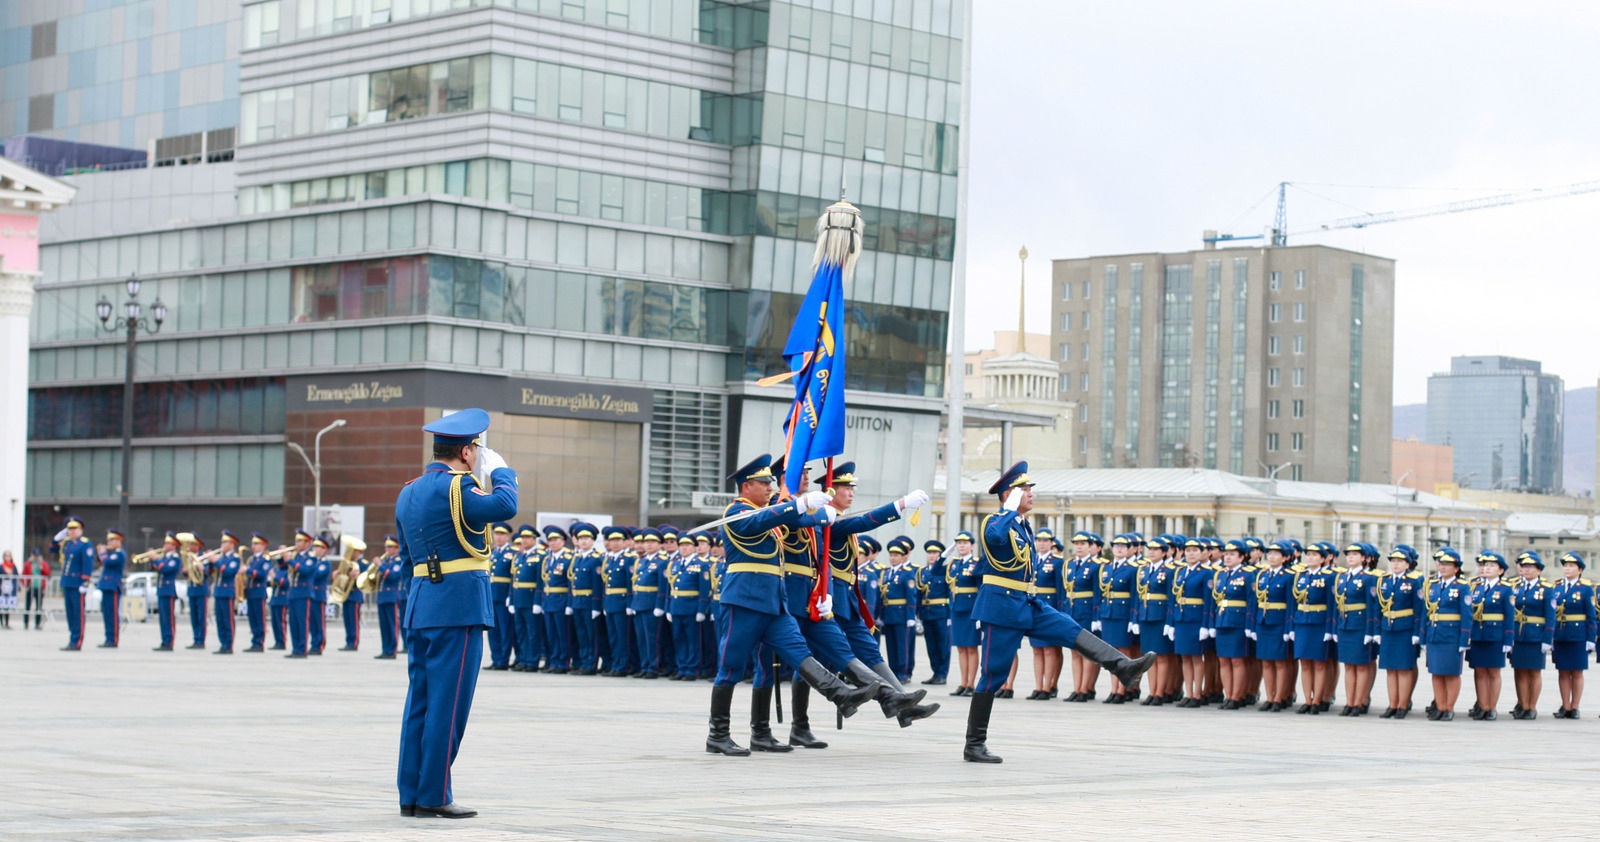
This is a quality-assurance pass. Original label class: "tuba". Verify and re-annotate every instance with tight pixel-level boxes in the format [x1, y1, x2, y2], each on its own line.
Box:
[329, 535, 367, 605]
[355, 550, 385, 596]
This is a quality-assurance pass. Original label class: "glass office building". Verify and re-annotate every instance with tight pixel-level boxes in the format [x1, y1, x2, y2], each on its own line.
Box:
[1426, 355, 1564, 494]
[15, 0, 962, 548]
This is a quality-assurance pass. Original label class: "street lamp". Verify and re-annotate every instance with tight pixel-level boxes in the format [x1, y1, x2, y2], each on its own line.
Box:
[1258, 460, 1292, 540]
[286, 419, 347, 539]
[1390, 469, 1414, 547]
[96, 274, 166, 539]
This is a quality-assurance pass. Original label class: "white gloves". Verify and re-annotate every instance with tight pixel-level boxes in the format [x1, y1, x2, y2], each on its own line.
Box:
[653, 608, 664, 617]
[1459, 646, 1469, 654]
[507, 605, 516, 615]
[897, 489, 930, 513]
[1245, 629, 1257, 641]
[1204, 628, 1217, 640]
[1588, 641, 1596, 653]
[665, 613, 673, 623]
[1542, 643, 1553, 654]
[1129, 623, 1141, 636]
[54, 528, 70, 542]
[1365, 635, 1380, 645]
[695, 612, 706, 623]
[1286, 631, 1295, 642]
[1323, 633, 1336, 642]
[626, 607, 636, 616]
[798, 490, 832, 511]
[476, 446, 510, 486]
[816, 595, 834, 617]
[532, 604, 544, 615]
[1163, 624, 1175, 640]
[1412, 635, 1421, 646]
[591, 609, 600, 620]
[907, 619, 917, 628]
[1091, 620, 1102, 632]
[1002, 488, 1025, 512]
[974, 620, 982, 630]
[564, 606, 573, 616]
[817, 505, 837, 524]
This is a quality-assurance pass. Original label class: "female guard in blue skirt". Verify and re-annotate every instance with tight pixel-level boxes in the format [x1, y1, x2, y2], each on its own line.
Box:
[1171, 538, 1212, 707]
[1252, 541, 1297, 711]
[1062, 532, 1104, 702]
[1135, 536, 1177, 705]
[1466, 552, 1515, 721]
[1424, 548, 1472, 721]
[1377, 546, 1425, 718]
[1208, 540, 1255, 709]
[1550, 551, 1595, 718]
[1508, 551, 1556, 719]
[962, 462, 1153, 764]
[1292, 542, 1339, 713]
[1334, 543, 1381, 716]
[1094, 534, 1142, 702]
[947, 533, 982, 697]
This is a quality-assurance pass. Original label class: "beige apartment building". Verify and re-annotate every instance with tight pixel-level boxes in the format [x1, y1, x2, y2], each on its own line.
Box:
[1051, 244, 1395, 483]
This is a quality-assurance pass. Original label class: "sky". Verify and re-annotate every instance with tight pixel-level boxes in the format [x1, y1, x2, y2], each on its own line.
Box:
[960, 0, 1600, 405]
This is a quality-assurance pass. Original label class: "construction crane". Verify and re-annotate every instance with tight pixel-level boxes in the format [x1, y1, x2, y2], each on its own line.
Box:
[1203, 178, 1600, 247]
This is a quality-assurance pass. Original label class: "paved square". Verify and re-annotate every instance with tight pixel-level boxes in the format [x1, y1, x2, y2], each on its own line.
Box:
[5, 620, 1597, 841]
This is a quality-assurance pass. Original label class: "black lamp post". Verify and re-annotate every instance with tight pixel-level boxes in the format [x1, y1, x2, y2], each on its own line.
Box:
[96, 275, 166, 538]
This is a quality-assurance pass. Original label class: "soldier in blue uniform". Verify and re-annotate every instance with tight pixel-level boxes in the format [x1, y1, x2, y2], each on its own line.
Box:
[1423, 548, 1472, 720]
[394, 408, 517, 819]
[702, 454, 878, 757]
[963, 462, 1154, 763]
[1375, 545, 1424, 718]
[183, 532, 211, 650]
[540, 525, 575, 673]
[243, 534, 272, 652]
[285, 529, 315, 658]
[213, 531, 242, 654]
[96, 527, 127, 648]
[375, 536, 407, 660]
[630, 528, 666, 679]
[1094, 534, 1141, 703]
[57, 517, 95, 651]
[485, 524, 516, 670]
[1334, 543, 1381, 715]
[511, 526, 544, 671]
[948, 531, 983, 697]
[267, 540, 291, 650]
[919, 539, 954, 687]
[1022, 531, 1061, 700]
[1208, 540, 1256, 709]
[1135, 535, 1176, 705]
[1466, 551, 1515, 720]
[602, 526, 636, 676]
[152, 532, 182, 651]
[1062, 532, 1104, 702]
[879, 538, 921, 682]
[568, 523, 605, 675]
[1508, 551, 1556, 719]
[1251, 541, 1297, 710]
[666, 534, 707, 680]
[308, 537, 333, 655]
[694, 533, 718, 679]
[1550, 551, 1594, 718]
[1292, 542, 1338, 713]
[1171, 537, 1212, 706]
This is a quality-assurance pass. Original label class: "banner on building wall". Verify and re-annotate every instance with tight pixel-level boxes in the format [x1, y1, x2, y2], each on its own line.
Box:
[288, 371, 652, 423]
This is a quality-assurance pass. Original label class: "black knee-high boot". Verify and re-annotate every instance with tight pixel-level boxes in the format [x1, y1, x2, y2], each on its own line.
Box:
[749, 686, 792, 752]
[706, 685, 750, 756]
[788, 682, 829, 749]
[963, 692, 1002, 763]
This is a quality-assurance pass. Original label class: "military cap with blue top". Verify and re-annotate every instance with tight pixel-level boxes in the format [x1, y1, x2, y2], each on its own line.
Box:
[1387, 544, 1417, 564]
[953, 531, 976, 543]
[1223, 539, 1249, 554]
[517, 524, 537, 538]
[542, 524, 568, 541]
[492, 523, 511, 535]
[250, 532, 269, 545]
[727, 453, 777, 486]
[65, 516, 84, 529]
[1434, 547, 1463, 565]
[658, 525, 679, 542]
[677, 534, 696, 546]
[106, 528, 124, 540]
[1183, 537, 1205, 549]
[603, 526, 629, 541]
[987, 460, 1035, 495]
[1558, 551, 1585, 570]
[815, 461, 857, 486]
[1036, 528, 1055, 542]
[887, 536, 914, 555]
[1072, 531, 1099, 545]
[637, 527, 661, 542]
[1268, 539, 1294, 555]
[570, 522, 598, 539]
[312, 537, 330, 549]
[220, 529, 239, 545]
[1476, 550, 1507, 570]
[384, 534, 399, 546]
[294, 528, 313, 542]
[858, 536, 879, 553]
[1516, 550, 1543, 570]
[423, 407, 489, 447]
[1110, 534, 1134, 547]
[924, 539, 946, 554]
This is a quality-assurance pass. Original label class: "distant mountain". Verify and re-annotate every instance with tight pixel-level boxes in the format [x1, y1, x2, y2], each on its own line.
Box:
[1392, 386, 1595, 494]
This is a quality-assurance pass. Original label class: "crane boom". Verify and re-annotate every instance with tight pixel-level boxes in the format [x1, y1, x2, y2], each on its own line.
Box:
[1303, 179, 1600, 236]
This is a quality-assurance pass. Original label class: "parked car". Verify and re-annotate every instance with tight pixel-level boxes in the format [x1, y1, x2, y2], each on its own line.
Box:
[120, 572, 187, 621]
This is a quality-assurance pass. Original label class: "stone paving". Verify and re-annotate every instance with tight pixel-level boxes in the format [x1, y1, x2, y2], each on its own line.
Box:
[5, 619, 1599, 841]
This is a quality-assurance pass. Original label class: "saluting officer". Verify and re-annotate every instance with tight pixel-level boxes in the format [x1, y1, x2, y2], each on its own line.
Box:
[1423, 548, 1472, 720]
[57, 517, 94, 651]
[962, 462, 1153, 764]
[1063, 532, 1105, 702]
[1550, 551, 1595, 718]
[1508, 551, 1556, 719]
[152, 532, 182, 651]
[375, 535, 407, 660]
[485, 524, 516, 671]
[1466, 551, 1515, 720]
[97, 528, 127, 648]
[244, 534, 272, 652]
[213, 531, 242, 654]
[394, 408, 517, 819]
[602, 526, 636, 676]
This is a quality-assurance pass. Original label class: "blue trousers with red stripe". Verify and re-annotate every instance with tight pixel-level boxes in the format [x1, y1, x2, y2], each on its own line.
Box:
[188, 594, 208, 646]
[379, 601, 401, 656]
[100, 589, 121, 646]
[62, 585, 85, 648]
[343, 601, 362, 649]
[247, 596, 266, 648]
[713, 604, 814, 687]
[158, 595, 178, 648]
[214, 597, 236, 651]
[397, 625, 483, 809]
[977, 602, 1085, 694]
[270, 603, 287, 648]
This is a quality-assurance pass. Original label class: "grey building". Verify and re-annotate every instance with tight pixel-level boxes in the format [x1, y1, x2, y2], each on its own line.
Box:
[12, 0, 962, 549]
[1426, 355, 1564, 493]
[1050, 244, 1395, 484]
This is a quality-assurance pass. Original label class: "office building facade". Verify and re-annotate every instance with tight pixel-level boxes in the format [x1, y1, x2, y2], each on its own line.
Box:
[1050, 244, 1395, 484]
[1426, 355, 1563, 493]
[14, 0, 962, 549]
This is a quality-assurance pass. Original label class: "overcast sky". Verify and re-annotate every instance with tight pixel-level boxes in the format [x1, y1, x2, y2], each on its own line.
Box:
[960, 0, 1600, 405]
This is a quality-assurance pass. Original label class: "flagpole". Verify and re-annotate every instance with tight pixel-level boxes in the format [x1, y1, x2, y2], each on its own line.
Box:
[809, 456, 835, 621]
[943, 0, 974, 540]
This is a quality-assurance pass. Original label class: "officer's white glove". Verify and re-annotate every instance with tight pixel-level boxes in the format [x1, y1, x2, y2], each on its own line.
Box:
[1091, 620, 1102, 632]
[915, 619, 925, 634]
[1206, 628, 1218, 640]
[1364, 635, 1379, 645]
[897, 489, 930, 513]
[653, 607, 664, 618]
[1003, 488, 1025, 512]
[974, 620, 982, 630]
[798, 490, 832, 511]
[1245, 629, 1257, 641]
[665, 613, 673, 623]
[626, 607, 636, 616]
[1542, 643, 1553, 654]
[816, 595, 834, 617]
[695, 612, 706, 623]
[1502, 644, 1513, 654]
[907, 619, 917, 628]
[1412, 635, 1421, 646]
[475, 446, 510, 486]
[54, 528, 70, 542]
[1323, 633, 1335, 642]
[591, 609, 601, 620]
[532, 604, 544, 615]
[1129, 623, 1141, 636]
[817, 505, 838, 524]
[564, 606, 573, 616]
[1283, 632, 1292, 642]
[1459, 645, 1469, 654]
[1588, 641, 1596, 653]
[1163, 624, 1175, 640]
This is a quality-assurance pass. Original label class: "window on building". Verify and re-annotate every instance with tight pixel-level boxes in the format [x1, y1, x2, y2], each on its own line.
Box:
[1061, 312, 1071, 331]
[1295, 269, 1306, 289]
[1267, 368, 1279, 387]
[1079, 434, 1088, 453]
[31, 21, 56, 59]
[1293, 367, 1305, 387]
[1268, 336, 1280, 355]
[1267, 433, 1279, 452]
[1294, 302, 1306, 322]
[1082, 280, 1091, 299]
[1062, 282, 1071, 301]
[1081, 372, 1090, 391]
[1059, 343, 1070, 361]
[1060, 373, 1071, 393]
[1291, 464, 1303, 481]
[964, 363, 973, 375]
[1081, 342, 1089, 361]
[1293, 335, 1304, 354]
[1269, 303, 1281, 322]
[1291, 432, 1304, 451]
[1079, 404, 1089, 422]
[1292, 399, 1304, 418]
[1267, 400, 1279, 419]
[1082, 311, 1091, 330]
[1269, 270, 1281, 291]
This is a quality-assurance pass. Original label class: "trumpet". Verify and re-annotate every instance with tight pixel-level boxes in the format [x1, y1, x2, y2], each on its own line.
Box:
[264, 546, 298, 560]
[131, 549, 162, 565]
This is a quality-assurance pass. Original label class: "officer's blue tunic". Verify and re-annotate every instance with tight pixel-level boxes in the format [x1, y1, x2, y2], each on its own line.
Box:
[1291, 566, 1336, 661]
[287, 552, 314, 655]
[1423, 576, 1472, 676]
[60, 536, 95, 649]
[918, 551, 954, 678]
[1135, 559, 1175, 656]
[1333, 568, 1379, 665]
[1095, 559, 1137, 647]
[949, 554, 981, 647]
[154, 551, 182, 648]
[772, 520, 855, 677]
[343, 557, 367, 650]
[1551, 577, 1595, 671]
[395, 462, 517, 810]
[514, 549, 544, 667]
[1509, 576, 1556, 670]
[541, 548, 575, 670]
[1466, 578, 1515, 669]
[487, 542, 516, 668]
[603, 549, 636, 673]
[1170, 562, 1212, 656]
[972, 509, 1088, 695]
[814, 503, 903, 673]
[309, 555, 332, 653]
[187, 554, 212, 648]
[377, 554, 406, 657]
[245, 551, 271, 649]
[666, 551, 707, 677]
[571, 547, 605, 671]
[859, 558, 883, 625]
[630, 550, 666, 674]
[268, 558, 290, 649]
[879, 561, 920, 681]
[1376, 570, 1424, 670]
[1252, 566, 1296, 662]
[1210, 565, 1255, 659]
[213, 552, 240, 651]
[1064, 555, 1102, 631]
[711, 495, 829, 686]
[97, 547, 126, 646]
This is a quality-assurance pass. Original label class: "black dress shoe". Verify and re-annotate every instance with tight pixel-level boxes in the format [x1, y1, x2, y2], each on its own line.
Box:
[309, 650, 323, 656]
[1480, 710, 1496, 721]
[1141, 695, 1160, 706]
[186, 644, 205, 650]
[1257, 700, 1276, 712]
[1379, 707, 1395, 719]
[400, 805, 415, 817]
[1355, 704, 1370, 716]
[1048, 688, 1059, 699]
[97, 643, 117, 648]
[1395, 706, 1411, 720]
[1242, 694, 1257, 706]
[1437, 710, 1454, 721]
[1084, 690, 1097, 701]
[412, 803, 477, 819]
[1295, 703, 1313, 714]
[338, 646, 357, 652]
[152, 645, 173, 651]
[1425, 708, 1440, 721]
[285, 652, 307, 659]
[951, 686, 970, 697]
[996, 689, 1014, 699]
[59, 646, 81, 651]
[270, 645, 286, 650]
[213, 649, 232, 655]
[485, 665, 508, 671]
[1315, 700, 1331, 713]
[375, 653, 397, 660]
[1468, 704, 1483, 719]
[245, 646, 264, 652]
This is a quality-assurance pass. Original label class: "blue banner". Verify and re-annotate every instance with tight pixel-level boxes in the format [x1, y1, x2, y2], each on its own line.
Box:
[781, 260, 847, 494]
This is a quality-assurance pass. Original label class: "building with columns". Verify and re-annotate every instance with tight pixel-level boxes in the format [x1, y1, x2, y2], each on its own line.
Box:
[944, 330, 1075, 472]
[0, 156, 75, 560]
